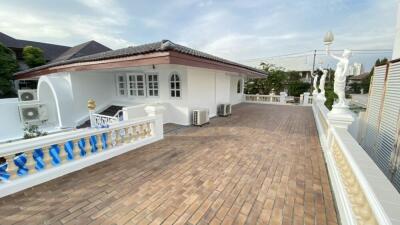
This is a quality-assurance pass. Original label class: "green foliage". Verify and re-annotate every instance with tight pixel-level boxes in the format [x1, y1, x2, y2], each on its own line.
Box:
[245, 65, 311, 96]
[0, 43, 18, 97]
[23, 124, 47, 139]
[23, 46, 46, 68]
[287, 81, 311, 97]
[324, 79, 337, 110]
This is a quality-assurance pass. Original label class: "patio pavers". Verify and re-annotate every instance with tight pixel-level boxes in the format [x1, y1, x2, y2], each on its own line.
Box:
[0, 103, 338, 225]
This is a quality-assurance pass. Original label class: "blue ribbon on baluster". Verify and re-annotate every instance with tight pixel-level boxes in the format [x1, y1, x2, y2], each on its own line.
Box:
[0, 162, 10, 181]
[78, 138, 86, 157]
[33, 148, 45, 171]
[64, 140, 74, 160]
[49, 145, 61, 166]
[101, 133, 107, 150]
[90, 135, 98, 153]
[14, 153, 29, 176]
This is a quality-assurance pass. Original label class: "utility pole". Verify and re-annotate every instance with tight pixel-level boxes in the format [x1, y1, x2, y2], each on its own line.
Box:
[311, 49, 317, 75]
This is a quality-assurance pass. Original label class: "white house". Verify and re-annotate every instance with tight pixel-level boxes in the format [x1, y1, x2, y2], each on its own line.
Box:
[13, 40, 266, 133]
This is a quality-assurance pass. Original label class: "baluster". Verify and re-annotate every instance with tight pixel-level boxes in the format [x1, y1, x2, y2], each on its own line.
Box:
[140, 124, 146, 138]
[64, 140, 75, 161]
[0, 157, 10, 182]
[78, 138, 87, 157]
[33, 148, 46, 171]
[14, 153, 29, 176]
[96, 134, 103, 151]
[134, 127, 140, 141]
[25, 151, 36, 174]
[106, 131, 112, 148]
[43, 146, 52, 168]
[84, 136, 92, 154]
[49, 145, 62, 166]
[90, 135, 98, 153]
[58, 143, 68, 163]
[2, 155, 16, 180]
[146, 123, 153, 137]
[128, 127, 134, 143]
[100, 133, 108, 150]
[124, 127, 130, 143]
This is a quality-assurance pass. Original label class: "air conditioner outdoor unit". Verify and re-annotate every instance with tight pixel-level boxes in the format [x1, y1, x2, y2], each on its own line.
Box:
[18, 89, 37, 101]
[192, 109, 209, 126]
[218, 104, 232, 117]
[19, 104, 48, 124]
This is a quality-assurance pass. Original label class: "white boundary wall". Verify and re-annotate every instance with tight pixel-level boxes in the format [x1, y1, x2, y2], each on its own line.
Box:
[312, 97, 400, 225]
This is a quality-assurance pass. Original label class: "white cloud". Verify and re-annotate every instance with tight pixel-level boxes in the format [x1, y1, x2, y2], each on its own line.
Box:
[0, 3, 133, 49]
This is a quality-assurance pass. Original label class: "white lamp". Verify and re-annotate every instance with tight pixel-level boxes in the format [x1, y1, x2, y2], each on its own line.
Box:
[324, 31, 334, 46]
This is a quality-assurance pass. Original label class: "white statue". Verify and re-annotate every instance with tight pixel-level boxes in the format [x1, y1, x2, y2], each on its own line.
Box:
[326, 48, 352, 107]
[311, 71, 318, 95]
[317, 66, 327, 102]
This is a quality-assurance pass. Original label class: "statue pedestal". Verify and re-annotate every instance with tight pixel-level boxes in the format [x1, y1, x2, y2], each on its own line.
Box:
[327, 104, 355, 129]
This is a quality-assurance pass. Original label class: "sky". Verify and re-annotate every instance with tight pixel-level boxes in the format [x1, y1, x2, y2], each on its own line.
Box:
[0, 0, 397, 71]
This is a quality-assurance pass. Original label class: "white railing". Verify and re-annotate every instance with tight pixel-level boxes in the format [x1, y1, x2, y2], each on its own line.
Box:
[245, 94, 312, 106]
[0, 114, 163, 198]
[244, 94, 282, 104]
[312, 97, 400, 225]
[91, 113, 119, 127]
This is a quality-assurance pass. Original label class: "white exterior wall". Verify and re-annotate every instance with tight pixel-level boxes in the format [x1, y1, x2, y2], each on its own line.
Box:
[69, 72, 115, 125]
[187, 67, 245, 119]
[109, 64, 191, 125]
[36, 64, 248, 128]
[230, 75, 244, 105]
[0, 98, 24, 141]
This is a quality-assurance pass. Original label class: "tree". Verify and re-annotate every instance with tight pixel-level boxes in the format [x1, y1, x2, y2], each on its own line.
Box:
[0, 43, 18, 97]
[23, 46, 46, 68]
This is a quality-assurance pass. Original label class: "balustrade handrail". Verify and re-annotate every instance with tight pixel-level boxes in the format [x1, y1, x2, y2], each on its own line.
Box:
[0, 116, 155, 157]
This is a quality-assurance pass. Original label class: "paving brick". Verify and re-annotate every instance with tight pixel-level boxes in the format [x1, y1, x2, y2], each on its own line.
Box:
[0, 104, 338, 225]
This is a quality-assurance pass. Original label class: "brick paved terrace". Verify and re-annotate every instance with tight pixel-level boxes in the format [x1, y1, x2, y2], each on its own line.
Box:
[0, 103, 338, 225]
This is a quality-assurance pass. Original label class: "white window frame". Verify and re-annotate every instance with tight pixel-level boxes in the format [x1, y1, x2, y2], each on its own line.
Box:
[116, 74, 127, 96]
[170, 72, 181, 98]
[127, 73, 146, 97]
[146, 73, 159, 97]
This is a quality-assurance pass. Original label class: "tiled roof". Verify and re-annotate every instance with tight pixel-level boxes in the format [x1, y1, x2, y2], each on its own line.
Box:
[52, 40, 111, 62]
[0, 32, 70, 61]
[0, 32, 20, 48]
[15, 40, 266, 76]
[18, 40, 70, 61]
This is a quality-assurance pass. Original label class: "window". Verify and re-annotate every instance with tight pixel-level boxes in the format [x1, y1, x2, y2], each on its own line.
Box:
[127, 74, 145, 96]
[147, 74, 159, 97]
[117, 75, 127, 96]
[170, 73, 181, 98]
[237, 79, 242, 93]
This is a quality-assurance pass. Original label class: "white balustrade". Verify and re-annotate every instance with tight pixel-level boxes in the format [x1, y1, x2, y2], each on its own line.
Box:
[312, 96, 400, 225]
[245, 94, 283, 104]
[245, 94, 311, 106]
[0, 114, 163, 198]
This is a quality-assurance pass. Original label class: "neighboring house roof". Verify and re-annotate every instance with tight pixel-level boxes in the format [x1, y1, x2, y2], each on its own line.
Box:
[15, 40, 267, 79]
[0, 32, 21, 48]
[0, 32, 70, 61]
[52, 40, 111, 62]
[18, 40, 70, 61]
[349, 72, 370, 81]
